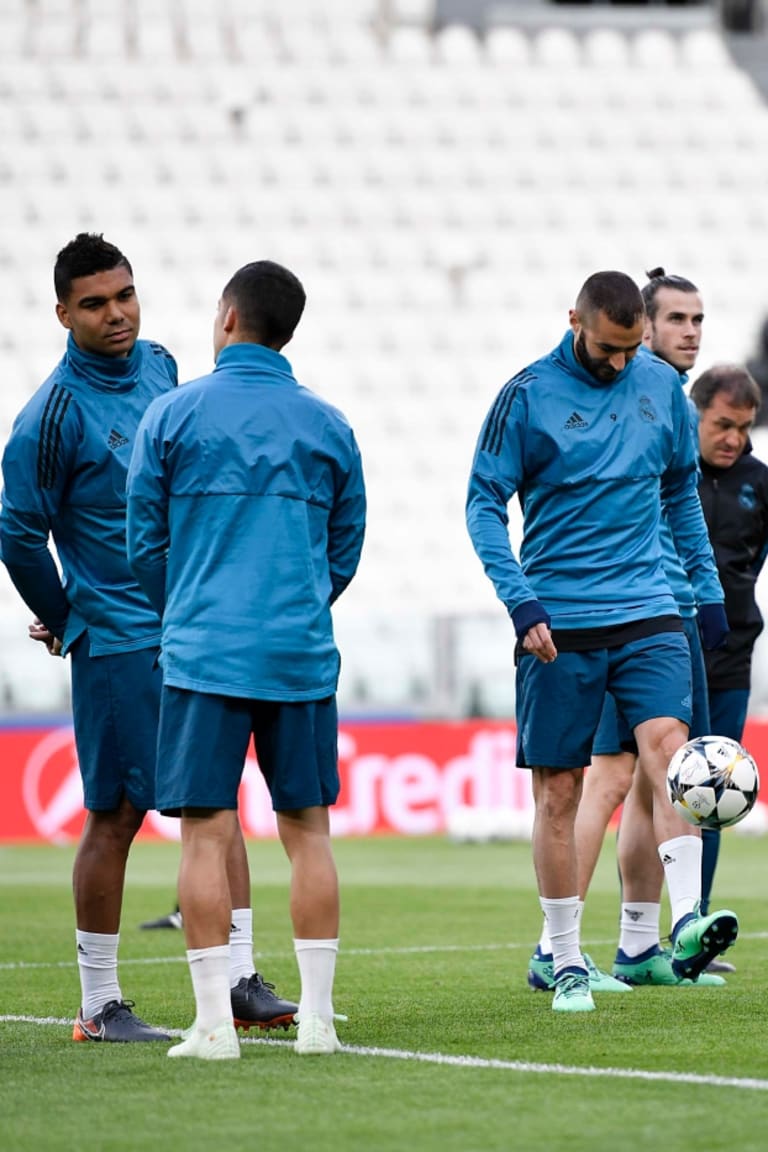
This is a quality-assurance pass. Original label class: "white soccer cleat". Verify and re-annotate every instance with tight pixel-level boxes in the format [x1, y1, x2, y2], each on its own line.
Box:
[168, 1020, 241, 1060]
[295, 1013, 341, 1055]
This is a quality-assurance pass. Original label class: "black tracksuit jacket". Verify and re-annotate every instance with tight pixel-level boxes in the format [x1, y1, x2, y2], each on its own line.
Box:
[698, 446, 768, 690]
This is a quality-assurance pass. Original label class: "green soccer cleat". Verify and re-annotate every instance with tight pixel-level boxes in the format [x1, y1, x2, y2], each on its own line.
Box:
[671, 908, 738, 982]
[528, 950, 631, 992]
[613, 946, 726, 987]
[552, 971, 595, 1013]
[582, 953, 633, 993]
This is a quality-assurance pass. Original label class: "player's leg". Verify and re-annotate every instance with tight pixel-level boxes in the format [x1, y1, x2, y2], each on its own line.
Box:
[576, 750, 636, 901]
[528, 741, 633, 994]
[517, 650, 607, 1012]
[70, 638, 169, 1042]
[612, 765, 669, 980]
[618, 633, 738, 981]
[700, 687, 749, 970]
[161, 688, 252, 1060]
[256, 697, 342, 1053]
[228, 819, 298, 1030]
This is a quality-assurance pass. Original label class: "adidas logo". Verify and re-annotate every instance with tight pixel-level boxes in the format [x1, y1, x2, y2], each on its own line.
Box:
[107, 428, 129, 449]
[626, 910, 642, 922]
[563, 411, 588, 430]
[77, 943, 87, 955]
[661, 854, 674, 865]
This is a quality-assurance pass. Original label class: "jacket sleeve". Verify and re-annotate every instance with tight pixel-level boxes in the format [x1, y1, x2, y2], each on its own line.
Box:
[465, 383, 537, 615]
[662, 388, 724, 607]
[126, 406, 170, 618]
[327, 431, 366, 605]
[0, 402, 75, 638]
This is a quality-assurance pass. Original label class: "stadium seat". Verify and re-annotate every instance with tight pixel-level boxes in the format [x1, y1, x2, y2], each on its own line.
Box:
[484, 26, 531, 67]
[435, 24, 482, 67]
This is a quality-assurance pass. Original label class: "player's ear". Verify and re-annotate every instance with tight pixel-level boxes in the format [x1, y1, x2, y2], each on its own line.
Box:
[221, 303, 238, 334]
[568, 308, 580, 336]
[55, 301, 72, 331]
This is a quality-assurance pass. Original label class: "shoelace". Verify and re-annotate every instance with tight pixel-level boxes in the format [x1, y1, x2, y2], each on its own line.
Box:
[101, 999, 137, 1022]
[556, 974, 589, 997]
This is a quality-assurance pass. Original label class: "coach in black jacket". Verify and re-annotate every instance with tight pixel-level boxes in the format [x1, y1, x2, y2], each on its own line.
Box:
[690, 363, 768, 926]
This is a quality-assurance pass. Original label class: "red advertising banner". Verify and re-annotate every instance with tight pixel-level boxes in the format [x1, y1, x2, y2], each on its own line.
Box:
[0, 718, 765, 843]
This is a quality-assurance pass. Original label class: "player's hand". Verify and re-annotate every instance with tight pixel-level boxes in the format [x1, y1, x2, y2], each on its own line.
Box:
[522, 623, 557, 663]
[28, 618, 62, 656]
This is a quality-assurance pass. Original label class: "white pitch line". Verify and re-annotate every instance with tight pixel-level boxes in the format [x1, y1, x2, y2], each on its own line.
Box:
[2, 933, 767, 972]
[1, 1014, 767, 1093]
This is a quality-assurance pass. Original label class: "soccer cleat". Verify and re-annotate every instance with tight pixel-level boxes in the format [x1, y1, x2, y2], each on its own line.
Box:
[528, 950, 630, 992]
[73, 1000, 171, 1042]
[671, 907, 738, 982]
[527, 950, 555, 991]
[139, 905, 183, 930]
[168, 1020, 240, 1061]
[552, 971, 595, 1013]
[613, 946, 726, 987]
[582, 953, 632, 992]
[295, 1013, 341, 1055]
[231, 973, 298, 1032]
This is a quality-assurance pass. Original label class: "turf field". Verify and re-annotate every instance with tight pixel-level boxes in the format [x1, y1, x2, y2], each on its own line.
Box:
[1, 833, 766, 1152]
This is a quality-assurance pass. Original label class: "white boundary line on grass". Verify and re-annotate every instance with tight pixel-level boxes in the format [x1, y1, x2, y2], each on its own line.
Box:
[2, 933, 767, 972]
[2, 1014, 767, 1093]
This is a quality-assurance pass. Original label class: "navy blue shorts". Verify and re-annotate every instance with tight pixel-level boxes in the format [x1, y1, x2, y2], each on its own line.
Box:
[156, 687, 340, 813]
[591, 616, 707, 756]
[516, 632, 692, 770]
[69, 634, 161, 812]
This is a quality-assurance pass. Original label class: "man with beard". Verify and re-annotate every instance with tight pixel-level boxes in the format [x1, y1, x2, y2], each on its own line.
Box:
[528, 269, 728, 990]
[466, 270, 736, 1012]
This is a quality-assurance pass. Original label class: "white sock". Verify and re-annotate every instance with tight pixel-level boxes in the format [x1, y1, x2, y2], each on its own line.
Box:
[187, 945, 231, 1031]
[294, 938, 338, 1021]
[229, 908, 254, 987]
[658, 835, 702, 933]
[76, 930, 121, 1019]
[539, 897, 583, 976]
[618, 902, 661, 958]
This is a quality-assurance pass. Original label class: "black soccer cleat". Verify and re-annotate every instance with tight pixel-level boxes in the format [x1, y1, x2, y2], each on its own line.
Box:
[139, 905, 183, 930]
[73, 999, 171, 1042]
[231, 973, 298, 1032]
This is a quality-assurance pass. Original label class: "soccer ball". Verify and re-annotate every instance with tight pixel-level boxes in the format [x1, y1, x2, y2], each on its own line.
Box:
[666, 736, 760, 830]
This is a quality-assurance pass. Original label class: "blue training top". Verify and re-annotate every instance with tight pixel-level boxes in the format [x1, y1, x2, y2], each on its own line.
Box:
[126, 342, 366, 702]
[465, 330, 723, 629]
[0, 334, 178, 653]
[655, 352, 699, 619]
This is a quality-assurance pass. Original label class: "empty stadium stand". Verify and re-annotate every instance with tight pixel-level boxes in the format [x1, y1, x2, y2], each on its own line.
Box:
[1, 0, 768, 717]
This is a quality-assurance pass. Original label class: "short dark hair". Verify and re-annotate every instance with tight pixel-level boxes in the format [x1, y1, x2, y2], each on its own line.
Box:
[54, 232, 132, 302]
[221, 260, 306, 346]
[690, 363, 761, 413]
[575, 271, 644, 328]
[642, 266, 699, 321]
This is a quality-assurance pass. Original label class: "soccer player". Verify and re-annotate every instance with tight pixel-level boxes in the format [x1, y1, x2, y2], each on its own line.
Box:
[126, 260, 366, 1059]
[529, 269, 727, 989]
[691, 362, 768, 925]
[466, 270, 736, 1012]
[0, 234, 295, 1042]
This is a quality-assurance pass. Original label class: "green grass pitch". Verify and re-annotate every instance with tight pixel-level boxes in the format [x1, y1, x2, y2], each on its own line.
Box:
[1, 833, 766, 1152]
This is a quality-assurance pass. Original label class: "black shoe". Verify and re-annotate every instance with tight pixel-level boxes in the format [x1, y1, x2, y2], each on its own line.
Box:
[231, 974, 298, 1032]
[706, 957, 737, 974]
[73, 1000, 170, 1042]
[139, 905, 183, 930]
